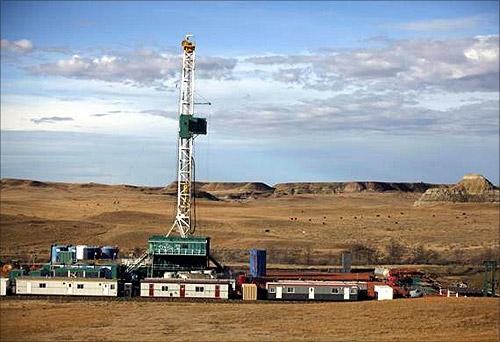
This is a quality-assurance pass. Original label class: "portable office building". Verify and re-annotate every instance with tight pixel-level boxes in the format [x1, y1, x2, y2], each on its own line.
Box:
[266, 280, 366, 301]
[140, 278, 231, 299]
[15, 277, 118, 297]
[0, 278, 9, 296]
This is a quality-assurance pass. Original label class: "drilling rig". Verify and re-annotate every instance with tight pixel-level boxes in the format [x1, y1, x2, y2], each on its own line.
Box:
[167, 34, 207, 238]
[127, 35, 216, 277]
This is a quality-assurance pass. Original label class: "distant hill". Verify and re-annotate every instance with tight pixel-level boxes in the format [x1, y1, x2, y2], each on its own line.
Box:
[414, 174, 500, 205]
[273, 182, 439, 196]
[164, 181, 275, 200]
[1, 178, 446, 201]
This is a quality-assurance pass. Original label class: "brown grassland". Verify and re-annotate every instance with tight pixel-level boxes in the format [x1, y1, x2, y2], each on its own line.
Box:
[1, 180, 498, 265]
[0, 180, 499, 341]
[0, 297, 498, 341]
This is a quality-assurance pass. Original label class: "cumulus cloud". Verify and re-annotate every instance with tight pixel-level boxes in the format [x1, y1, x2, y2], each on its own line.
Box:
[211, 92, 498, 138]
[1, 39, 34, 53]
[245, 35, 500, 92]
[31, 116, 74, 124]
[29, 49, 237, 88]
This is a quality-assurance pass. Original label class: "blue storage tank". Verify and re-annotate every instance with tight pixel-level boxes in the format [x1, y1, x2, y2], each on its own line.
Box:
[84, 246, 101, 260]
[68, 246, 76, 263]
[51, 245, 68, 264]
[249, 249, 266, 277]
[100, 246, 119, 259]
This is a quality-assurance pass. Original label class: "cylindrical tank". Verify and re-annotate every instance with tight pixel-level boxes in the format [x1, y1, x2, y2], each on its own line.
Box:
[84, 246, 101, 260]
[51, 245, 68, 264]
[249, 249, 266, 277]
[100, 246, 119, 259]
[68, 246, 76, 263]
[51, 246, 58, 263]
[76, 245, 87, 260]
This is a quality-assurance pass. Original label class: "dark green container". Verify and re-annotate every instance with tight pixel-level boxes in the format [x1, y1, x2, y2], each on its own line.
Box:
[179, 115, 207, 138]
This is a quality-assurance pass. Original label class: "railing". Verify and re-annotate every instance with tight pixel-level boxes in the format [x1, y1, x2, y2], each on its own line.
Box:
[150, 246, 206, 256]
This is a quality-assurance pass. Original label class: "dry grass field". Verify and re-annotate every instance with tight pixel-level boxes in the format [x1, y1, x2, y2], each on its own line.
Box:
[1, 179, 498, 266]
[0, 179, 499, 342]
[1, 297, 498, 342]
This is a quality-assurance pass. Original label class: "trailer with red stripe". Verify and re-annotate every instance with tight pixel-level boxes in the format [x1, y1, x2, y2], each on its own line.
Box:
[140, 278, 232, 299]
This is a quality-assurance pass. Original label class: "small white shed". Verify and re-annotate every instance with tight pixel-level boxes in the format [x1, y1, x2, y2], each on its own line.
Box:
[374, 285, 393, 300]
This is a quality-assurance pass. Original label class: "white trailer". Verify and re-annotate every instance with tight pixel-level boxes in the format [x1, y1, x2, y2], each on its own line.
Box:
[0, 277, 9, 296]
[15, 277, 118, 297]
[140, 278, 230, 299]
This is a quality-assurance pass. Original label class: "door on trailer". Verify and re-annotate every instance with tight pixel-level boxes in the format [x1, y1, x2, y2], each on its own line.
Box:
[26, 282, 31, 294]
[343, 287, 350, 300]
[276, 286, 282, 299]
[67, 282, 73, 295]
[180, 284, 185, 298]
[103, 283, 109, 296]
[149, 283, 154, 297]
[308, 287, 315, 299]
[215, 285, 220, 299]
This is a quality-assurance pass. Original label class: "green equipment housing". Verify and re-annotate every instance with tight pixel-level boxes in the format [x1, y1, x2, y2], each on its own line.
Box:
[146, 235, 210, 277]
[179, 114, 207, 138]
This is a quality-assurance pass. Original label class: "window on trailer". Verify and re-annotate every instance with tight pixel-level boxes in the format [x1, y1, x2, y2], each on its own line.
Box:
[350, 287, 357, 294]
[77, 284, 84, 289]
[286, 287, 295, 293]
[195, 286, 204, 292]
[110, 284, 115, 290]
[269, 287, 276, 293]
[162, 286, 169, 291]
[331, 287, 339, 294]
[39, 283, 46, 288]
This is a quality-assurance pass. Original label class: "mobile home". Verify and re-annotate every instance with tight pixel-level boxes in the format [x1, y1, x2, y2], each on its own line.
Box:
[266, 280, 366, 301]
[140, 278, 231, 299]
[15, 277, 118, 297]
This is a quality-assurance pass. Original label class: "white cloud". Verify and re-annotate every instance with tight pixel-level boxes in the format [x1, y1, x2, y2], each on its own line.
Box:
[29, 49, 237, 89]
[1, 39, 34, 53]
[244, 35, 500, 92]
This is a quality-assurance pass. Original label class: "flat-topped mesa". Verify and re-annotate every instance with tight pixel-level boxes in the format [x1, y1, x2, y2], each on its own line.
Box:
[163, 181, 275, 200]
[456, 173, 495, 194]
[414, 174, 499, 206]
[273, 182, 437, 196]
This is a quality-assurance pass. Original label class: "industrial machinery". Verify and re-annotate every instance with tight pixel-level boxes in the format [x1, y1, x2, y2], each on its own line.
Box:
[126, 34, 210, 275]
[168, 34, 207, 238]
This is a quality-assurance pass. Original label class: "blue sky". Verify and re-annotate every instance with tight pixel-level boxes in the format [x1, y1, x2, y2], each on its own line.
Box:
[1, 1, 499, 185]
